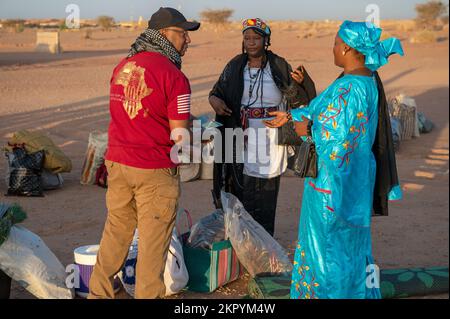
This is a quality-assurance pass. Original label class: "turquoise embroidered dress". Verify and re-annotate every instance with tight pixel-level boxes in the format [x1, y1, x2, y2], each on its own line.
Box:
[290, 74, 385, 299]
[289, 20, 404, 300]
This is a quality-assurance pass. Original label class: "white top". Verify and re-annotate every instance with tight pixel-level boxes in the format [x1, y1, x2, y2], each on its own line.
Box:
[241, 63, 288, 179]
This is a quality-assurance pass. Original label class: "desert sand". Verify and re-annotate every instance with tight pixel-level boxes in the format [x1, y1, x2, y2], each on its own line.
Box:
[0, 21, 448, 299]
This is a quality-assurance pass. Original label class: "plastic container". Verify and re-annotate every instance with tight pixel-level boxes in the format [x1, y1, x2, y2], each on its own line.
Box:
[73, 245, 119, 298]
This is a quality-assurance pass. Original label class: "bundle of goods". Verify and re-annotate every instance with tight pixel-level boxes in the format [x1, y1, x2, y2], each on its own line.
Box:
[221, 191, 293, 277]
[80, 132, 108, 186]
[186, 209, 224, 250]
[4, 130, 70, 196]
[5, 130, 72, 174]
[0, 203, 27, 299]
[389, 94, 420, 141]
[4, 147, 45, 197]
[182, 208, 242, 293]
[387, 95, 435, 152]
[180, 114, 221, 183]
[119, 208, 192, 297]
[248, 267, 449, 299]
[0, 203, 73, 299]
[417, 112, 434, 134]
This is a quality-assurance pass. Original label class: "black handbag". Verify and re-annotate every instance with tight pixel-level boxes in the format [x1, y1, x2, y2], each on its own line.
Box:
[287, 136, 317, 178]
[277, 66, 317, 146]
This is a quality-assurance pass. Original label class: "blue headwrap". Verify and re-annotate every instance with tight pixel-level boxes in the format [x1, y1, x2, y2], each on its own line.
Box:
[338, 20, 404, 71]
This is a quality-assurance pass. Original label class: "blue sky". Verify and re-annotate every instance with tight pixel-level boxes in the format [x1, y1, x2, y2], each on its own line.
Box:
[0, 0, 447, 21]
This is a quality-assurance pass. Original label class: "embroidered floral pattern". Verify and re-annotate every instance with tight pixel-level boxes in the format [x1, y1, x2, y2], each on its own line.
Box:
[318, 83, 369, 168]
[292, 243, 320, 299]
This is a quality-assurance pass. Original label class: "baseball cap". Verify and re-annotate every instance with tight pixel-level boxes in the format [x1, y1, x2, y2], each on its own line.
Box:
[148, 7, 200, 31]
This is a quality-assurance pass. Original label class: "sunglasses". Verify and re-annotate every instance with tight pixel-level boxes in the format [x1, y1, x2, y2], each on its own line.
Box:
[165, 28, 190, 38]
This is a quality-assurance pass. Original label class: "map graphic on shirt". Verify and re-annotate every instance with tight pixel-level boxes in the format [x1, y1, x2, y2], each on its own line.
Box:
[114, 61, 153, 120]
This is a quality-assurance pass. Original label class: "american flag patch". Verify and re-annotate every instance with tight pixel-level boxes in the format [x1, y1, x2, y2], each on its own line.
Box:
[177, 94, 191, 114]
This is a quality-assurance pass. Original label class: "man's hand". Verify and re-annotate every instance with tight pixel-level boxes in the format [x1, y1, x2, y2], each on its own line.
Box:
[209, 95, 232, 116]
[291, 65, 305, 85]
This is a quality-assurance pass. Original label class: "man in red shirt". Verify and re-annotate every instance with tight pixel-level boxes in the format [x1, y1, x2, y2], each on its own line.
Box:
[88, 7, 200, 299]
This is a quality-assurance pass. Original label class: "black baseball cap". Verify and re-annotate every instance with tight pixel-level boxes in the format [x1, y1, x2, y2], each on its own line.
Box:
[148, 7, 200, 31]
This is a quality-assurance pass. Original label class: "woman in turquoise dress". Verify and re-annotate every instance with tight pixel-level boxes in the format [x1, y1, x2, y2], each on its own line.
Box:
[265, 21, 404, 299]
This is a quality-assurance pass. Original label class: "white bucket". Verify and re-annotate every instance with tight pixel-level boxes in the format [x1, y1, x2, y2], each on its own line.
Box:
[73, 245, 120, 298]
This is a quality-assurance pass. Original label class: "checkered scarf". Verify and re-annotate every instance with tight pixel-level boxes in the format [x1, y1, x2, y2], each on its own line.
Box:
[128, 28, 182, 69]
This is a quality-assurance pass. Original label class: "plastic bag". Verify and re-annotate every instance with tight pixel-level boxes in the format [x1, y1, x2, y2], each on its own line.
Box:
[41, 170, 64, 190]
[0, 225, 74, 299]
[80, 132, 108, 185]
[221, 191, 293, 277]
[165, 228, 189, 295]
[186, 209, 225, 249]
[417, 112, 434, 134]
[119, 229, 189, 297]
[119, 209, 191, 297]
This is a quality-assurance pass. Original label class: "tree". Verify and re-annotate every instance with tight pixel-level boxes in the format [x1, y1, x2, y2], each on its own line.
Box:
[415, 0, 448, 29]
[200, 9, 234, 24]
[97, 15, 115, 31]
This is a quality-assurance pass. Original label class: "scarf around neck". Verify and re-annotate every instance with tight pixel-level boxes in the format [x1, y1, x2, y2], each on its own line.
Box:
[128, 28, 182, 69]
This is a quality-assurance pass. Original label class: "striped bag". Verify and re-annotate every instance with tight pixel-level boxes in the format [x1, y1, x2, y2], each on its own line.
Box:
[182, 238, 242, 293]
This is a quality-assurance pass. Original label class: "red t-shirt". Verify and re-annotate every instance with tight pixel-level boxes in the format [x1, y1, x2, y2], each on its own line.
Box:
[105, 52, 191, 169]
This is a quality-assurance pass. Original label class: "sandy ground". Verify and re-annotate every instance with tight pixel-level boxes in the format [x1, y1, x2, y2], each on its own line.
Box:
[0, 23, 448, 299]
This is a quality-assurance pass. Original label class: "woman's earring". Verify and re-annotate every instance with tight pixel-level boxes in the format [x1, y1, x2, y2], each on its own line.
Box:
[342, 51, 346, 56]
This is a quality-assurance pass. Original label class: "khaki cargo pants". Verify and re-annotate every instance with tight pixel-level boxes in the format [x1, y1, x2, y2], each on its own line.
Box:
[88, 160, 180, 299]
